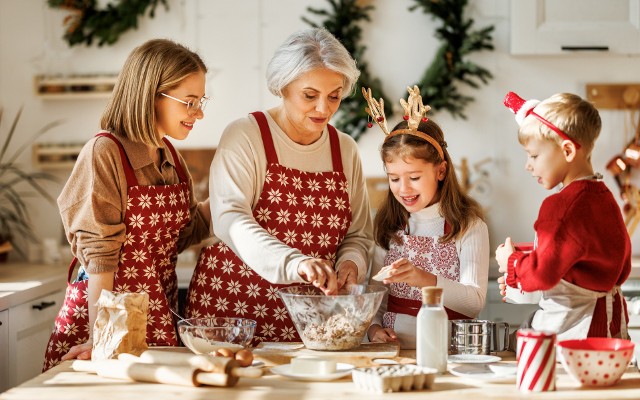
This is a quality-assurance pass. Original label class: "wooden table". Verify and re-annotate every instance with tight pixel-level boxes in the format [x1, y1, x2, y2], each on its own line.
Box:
[1, 350, 639, 400]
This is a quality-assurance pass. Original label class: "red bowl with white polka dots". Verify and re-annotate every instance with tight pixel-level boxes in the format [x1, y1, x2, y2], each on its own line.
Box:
[557, 338, 634, 387]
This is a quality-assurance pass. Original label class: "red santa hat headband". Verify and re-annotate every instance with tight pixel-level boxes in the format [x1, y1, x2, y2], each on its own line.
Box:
[503, 92, 581, 149]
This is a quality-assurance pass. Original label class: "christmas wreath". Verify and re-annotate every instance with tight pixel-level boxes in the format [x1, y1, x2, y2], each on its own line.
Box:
[47, 0, 168, 47]
[305, 0, 494, 139]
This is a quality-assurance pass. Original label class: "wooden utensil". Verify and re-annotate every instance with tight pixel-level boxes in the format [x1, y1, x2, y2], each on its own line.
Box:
[72, 356, 261, 387]
[136, 349, 261, 378]
[254, 342, 400, 367]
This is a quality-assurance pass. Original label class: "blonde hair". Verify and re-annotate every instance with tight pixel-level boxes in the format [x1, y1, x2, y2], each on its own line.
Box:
[266, 28, 360, 98]
[101, 39, 207, 147]
[375, 120, 485, 249]
[518, 93, 601, 155]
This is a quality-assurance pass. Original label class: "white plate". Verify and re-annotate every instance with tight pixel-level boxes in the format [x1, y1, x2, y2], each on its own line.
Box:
[270, 363, 355, 381]
[448, 354, 502, 364]
[449, 364, 516, 383]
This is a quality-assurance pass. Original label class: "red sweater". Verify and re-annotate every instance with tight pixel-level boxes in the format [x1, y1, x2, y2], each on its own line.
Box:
[507, 180, 631, 338]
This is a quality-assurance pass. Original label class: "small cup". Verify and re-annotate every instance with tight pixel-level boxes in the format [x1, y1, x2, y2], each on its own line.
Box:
[504, 242, 540, 304]
[504, 278, 542, 304]
[513, 242, 534, 252]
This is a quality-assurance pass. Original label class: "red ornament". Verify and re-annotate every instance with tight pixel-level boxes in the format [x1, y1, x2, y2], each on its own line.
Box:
[367, 122, 373, 128]
[422, 117, 429, 122]
[403, 115, 409, 121]
[376, 116, 384, 122]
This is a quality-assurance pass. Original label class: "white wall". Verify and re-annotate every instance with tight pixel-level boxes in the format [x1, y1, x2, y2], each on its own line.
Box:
[1, 0, 640, 266]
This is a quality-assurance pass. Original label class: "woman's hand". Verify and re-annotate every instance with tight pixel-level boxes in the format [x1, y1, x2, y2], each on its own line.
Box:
[381, 258, 436, 288]
[336, 260, 358, 291]
[61, 340, 93, 361]
[497, 274, 507, 302]
[367, 324, 398, 343]
[495, 237, 514, 273]
[298, 258, 338, 295]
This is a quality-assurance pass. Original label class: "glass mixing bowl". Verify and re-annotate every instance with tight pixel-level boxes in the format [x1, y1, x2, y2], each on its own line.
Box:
[178, 317, 256, 354]
[279, 284, 387, 351]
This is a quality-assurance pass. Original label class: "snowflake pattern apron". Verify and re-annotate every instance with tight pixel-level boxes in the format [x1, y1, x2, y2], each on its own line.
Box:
[185, 112, 351, 344]
[383, 222, 471, 327]
[43, 133, 190, 371]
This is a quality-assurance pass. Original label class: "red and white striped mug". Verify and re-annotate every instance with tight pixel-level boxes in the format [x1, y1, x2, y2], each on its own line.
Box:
[516, 329, 556, 392]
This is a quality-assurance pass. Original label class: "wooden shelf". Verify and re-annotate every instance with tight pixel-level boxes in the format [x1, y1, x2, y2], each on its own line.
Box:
[34, 74, 117, 100]
[586, 83, 640, 110]
[32, 143, 84, 169]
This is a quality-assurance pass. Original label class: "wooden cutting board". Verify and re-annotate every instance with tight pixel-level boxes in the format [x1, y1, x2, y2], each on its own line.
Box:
[253, 342, 400, 367]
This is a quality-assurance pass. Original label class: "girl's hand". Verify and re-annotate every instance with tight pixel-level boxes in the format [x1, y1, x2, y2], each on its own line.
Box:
[298, 258, 338, 295]
[382, 258, 435, 287]
[367, 324, 398, 343]
[336, 260, 358, 291]
[495, 237, 515, 273]
[497, 274, 507, 302]
[61, 340, 93, 361]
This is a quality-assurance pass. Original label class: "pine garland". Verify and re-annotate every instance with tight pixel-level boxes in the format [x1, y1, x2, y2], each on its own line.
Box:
[410, 0, 494, 119]
[48, 0, 168, 47]
[303, 0, 391, 141]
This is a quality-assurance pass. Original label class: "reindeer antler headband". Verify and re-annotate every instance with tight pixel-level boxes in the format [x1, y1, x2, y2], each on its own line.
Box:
[503, 91, 581, 149]
[362, 85, 446, 160]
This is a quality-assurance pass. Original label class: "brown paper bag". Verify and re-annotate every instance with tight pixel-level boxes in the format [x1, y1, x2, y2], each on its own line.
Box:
[92, 289, 149, 361]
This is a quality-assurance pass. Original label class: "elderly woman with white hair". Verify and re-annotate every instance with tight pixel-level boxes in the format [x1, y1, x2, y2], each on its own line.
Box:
[185, 28, 373, 343]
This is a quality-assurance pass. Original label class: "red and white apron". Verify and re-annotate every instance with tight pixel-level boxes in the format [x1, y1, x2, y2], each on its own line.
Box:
[185, 112, 351, 344]
[532, 280, 628, 341]
[382, 222, 471, 349]
[43, 133, 190, 371]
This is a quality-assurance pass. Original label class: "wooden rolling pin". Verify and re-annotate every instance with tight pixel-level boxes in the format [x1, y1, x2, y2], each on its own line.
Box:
[72, 358, 259, 387]
[121, 350, 262, 379]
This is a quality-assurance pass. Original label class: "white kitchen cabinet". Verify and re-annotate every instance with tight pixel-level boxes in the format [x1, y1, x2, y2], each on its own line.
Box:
[5, 289, 65, 391]
[510, 0, 640, 55]
[0, 310, 8, 393]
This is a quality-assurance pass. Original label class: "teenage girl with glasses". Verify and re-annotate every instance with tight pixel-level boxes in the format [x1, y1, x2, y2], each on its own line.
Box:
[43, 39, 212, 370]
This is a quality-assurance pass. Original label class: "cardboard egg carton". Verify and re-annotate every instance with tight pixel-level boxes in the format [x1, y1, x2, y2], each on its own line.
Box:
[351, 364, 437, 393]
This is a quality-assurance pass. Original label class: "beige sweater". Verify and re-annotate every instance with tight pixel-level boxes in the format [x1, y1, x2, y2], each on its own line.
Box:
[209, 112, 373, 284]
[58, 133, 210, 274]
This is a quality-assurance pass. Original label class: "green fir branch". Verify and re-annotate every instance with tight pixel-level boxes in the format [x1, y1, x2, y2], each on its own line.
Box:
[410, 0, 494, 119]
[48, 0, 168, 47]
[303, 0, 391, 141]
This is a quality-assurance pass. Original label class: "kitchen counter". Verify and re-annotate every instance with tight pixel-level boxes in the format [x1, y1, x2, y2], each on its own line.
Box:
[1, 351, 639, 399]
[0, 262, 68, 311]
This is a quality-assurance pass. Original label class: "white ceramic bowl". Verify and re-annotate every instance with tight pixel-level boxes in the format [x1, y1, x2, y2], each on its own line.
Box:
[557, 337, 635, 387]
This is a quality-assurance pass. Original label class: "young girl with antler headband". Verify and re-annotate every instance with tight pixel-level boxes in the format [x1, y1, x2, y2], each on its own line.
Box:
[364, 86, 489, 349]
[497, 92, 630, 341]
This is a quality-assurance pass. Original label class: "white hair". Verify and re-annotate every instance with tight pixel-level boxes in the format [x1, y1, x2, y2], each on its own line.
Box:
[266, 28, 360, 98]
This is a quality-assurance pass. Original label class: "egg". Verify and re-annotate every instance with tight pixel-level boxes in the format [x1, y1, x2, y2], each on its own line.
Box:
[235, 349, 254, 367]
[215, 348, 235, 358]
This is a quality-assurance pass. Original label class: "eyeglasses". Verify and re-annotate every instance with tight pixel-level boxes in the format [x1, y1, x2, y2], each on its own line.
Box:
[159, 93, 209, 116]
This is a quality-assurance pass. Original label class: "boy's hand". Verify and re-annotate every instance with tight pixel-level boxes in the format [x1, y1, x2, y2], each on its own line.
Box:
[367, 324, 398, 343]
[495, 237, 515, 273]
[497, 274, 507, 302]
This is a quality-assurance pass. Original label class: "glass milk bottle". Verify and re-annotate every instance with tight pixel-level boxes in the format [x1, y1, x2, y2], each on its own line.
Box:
[416, 286, 448, 373]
